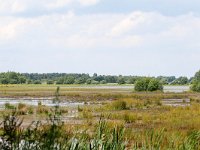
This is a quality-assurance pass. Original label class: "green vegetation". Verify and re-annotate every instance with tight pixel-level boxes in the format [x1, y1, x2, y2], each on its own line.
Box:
[191, 70, 200, 92]
[0, 72, 26, 84]
[0, 84, 199, 149]
[134, 78, 163, 92]
[0, 70, 200, 149]
[171, 76, 189, 85]
[1, 103, 200, 150]
[110, 100, 127, 110]
[0, 72, 193, 85]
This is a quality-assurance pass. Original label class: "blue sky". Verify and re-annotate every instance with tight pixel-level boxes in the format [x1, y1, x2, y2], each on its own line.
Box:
[0, 0, 199, 77]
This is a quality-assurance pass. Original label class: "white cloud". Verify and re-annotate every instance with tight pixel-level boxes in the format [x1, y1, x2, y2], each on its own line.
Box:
[0, 0, 101, 15]
[0, 0, 27, 14]
[78, 0, 100, 6]
[0, 11, 200, 75]
[0, 17, 27, 41]
[45, 0, 72, 9]
[110, 11, 146, 37]
[1, 11, 200, 50]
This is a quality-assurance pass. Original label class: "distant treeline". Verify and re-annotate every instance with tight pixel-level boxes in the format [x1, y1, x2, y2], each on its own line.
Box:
[0, 72, 193, 85]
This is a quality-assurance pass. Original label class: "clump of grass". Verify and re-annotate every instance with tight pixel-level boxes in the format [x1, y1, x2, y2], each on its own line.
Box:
[143, 99, 152, 107]
[111, 100, 127, 110]
[155, 99, 162, 106]
[81, 110, 93, 119]
[77, 105, 83, 112]
[59, 107, 68, 114]
[133, 129, 165, 150]
[123, 113, 137, 123]
[4, 103, 15, 110]
[37, 105, 51, 114]
[17, 103, 28, 115]
[18, 103, 26, 110]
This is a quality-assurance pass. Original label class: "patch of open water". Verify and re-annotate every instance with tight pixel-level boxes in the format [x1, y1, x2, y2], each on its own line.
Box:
[0, 98, 84, 109]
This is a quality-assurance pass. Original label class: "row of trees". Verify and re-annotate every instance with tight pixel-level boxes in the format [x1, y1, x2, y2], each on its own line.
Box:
[0, 72, 193, 85]
[22, 73, 192, 85]
[0, 72, 26, 84]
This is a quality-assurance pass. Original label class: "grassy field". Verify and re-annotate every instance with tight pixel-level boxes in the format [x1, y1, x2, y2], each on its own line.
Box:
[0, 84, 200, 149]
[0, 84, 132, 98]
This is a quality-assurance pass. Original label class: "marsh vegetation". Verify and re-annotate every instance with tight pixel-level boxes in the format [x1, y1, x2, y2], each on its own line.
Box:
[0, 70, 199, 149]
[0, 84, 199, 149]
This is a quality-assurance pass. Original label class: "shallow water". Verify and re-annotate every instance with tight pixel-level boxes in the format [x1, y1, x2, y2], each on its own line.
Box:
[162, 98, 190, 106]
[0, 98, 84, 109]
[163, 86, 190, 93]
[70, 85, 190, 93]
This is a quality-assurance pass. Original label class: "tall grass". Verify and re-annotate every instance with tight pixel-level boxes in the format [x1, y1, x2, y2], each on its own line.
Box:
[0, 110, 127, 150]
[1, 110, 200, 149]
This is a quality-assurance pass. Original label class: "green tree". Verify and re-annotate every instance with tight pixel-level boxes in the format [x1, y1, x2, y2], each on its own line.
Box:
[171, 76, 188, 85]
[0, 78, 9, 84]
[56, 78, 65, 84]
[191, 82, 200, 92]
[19, 76, 26, 84]
[47, 80, 54, 84]
[100, 80, 107, 84]
[0, 72, 27, 84]
[86, 79, 92, 84]
[147, 79, 163, 91]
[74, 77, 87, 84]
[117, 77, 126, 85]
[135, 78, 163, 92]
[134, 78, 151, 91]
[64, 76, 75, 84]
[191, 70, 200, 92]
[33, 80, 42, 84]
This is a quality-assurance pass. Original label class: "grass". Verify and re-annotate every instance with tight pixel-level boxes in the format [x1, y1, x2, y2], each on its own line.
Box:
[1, 110, 200, 149]
[0, 84, 200, 149]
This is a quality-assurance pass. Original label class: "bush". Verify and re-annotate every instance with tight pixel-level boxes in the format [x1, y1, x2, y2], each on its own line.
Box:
[123, 113, 137, 123]
[86, 79, 92, 84]
[118, 77, 126, 85]
[191, 82, 200, 92]
[17, 103, 28, 115]
[33, 80, 42, 84]
[134, 78, 163, 92]
[5, 103, 15, 110]
[100, 80, 107, 84]
[18, 103, 27, 110]
[91, 80, 99, 84]
[64, 76, 75, 84]
[191, 70, 200, 92]
[134, 78, 151, 91]
[47, 80, 54, 84]
[148, 79, 163, 91]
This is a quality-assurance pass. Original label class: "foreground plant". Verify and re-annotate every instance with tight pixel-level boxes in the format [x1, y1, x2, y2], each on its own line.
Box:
[1, 109, 200, 150]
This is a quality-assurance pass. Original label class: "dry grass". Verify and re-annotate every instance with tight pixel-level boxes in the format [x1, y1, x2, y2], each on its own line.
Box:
[0, 85, 200, 149]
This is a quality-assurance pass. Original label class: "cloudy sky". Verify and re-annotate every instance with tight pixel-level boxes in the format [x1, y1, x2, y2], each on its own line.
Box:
[0, 0, 200, 77]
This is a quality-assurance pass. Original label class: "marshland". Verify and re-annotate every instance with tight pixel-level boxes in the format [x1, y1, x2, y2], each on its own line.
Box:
[1, 0, 200, 149]
[0, 71, 200, 150]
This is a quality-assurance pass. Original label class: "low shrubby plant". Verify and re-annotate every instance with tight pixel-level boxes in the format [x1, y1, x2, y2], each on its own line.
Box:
[134, 78, 163, 92]
[111, 100, 127, 110]
[5, 103, 15, 110]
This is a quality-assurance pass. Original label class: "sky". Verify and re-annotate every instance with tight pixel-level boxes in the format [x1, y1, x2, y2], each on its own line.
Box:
[0, 0, 200, 77]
